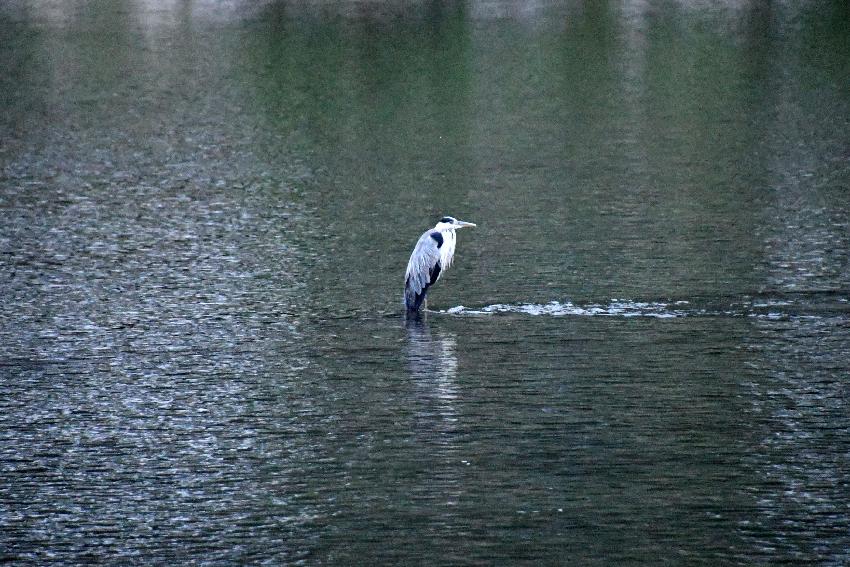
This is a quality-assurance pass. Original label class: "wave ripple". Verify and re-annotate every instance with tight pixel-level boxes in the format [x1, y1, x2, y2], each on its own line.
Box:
[444, 300, 692, 318]
[442, 294, 849, 320]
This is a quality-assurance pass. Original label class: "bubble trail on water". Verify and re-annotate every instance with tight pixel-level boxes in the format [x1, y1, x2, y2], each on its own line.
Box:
[442, 295, 849, 320]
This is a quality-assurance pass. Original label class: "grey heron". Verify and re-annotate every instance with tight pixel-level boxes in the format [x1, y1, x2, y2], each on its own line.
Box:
[404, 216, 476, 313]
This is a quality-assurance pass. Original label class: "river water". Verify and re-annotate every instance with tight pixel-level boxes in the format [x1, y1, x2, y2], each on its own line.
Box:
[2, 1, 849, 564]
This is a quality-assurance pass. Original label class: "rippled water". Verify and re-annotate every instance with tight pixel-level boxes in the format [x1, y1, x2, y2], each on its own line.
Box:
[2, 1, 849, 564]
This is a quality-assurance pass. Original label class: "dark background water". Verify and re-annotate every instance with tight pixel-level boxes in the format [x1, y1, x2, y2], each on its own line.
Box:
[2, 1, 849, 564]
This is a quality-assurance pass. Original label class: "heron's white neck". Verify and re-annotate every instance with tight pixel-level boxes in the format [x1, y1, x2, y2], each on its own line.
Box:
[438, 228, 457, 270]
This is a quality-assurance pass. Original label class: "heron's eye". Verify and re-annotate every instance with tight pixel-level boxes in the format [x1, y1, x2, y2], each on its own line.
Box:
[440, 216, 454, 223]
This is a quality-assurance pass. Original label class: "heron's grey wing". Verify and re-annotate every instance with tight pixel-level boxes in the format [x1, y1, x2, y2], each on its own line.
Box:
[405, 231, 441, 297]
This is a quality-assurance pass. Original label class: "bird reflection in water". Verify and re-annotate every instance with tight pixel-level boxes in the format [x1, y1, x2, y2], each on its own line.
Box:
[404, 315, 459, 426]
[404, 316, 466, 510]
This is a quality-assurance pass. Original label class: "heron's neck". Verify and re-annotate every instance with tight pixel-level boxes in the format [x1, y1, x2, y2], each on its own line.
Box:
[439, 229, 457, 268]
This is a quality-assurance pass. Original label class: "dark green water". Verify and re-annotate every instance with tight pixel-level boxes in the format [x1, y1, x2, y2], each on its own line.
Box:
[2, 1, 849, 564]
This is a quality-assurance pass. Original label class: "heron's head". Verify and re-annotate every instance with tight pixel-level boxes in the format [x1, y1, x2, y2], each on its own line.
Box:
[435, 216, 476, 231]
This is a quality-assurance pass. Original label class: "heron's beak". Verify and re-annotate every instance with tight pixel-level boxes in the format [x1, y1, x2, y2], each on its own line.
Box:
[455, 220, 476, 228]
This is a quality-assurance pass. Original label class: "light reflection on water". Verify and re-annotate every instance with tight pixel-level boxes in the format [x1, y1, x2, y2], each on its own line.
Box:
[2, 0, 850, 564]
[736, 311, 850, 563]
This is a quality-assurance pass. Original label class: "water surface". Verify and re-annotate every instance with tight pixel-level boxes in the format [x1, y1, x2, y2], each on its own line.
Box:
[2, 1, 849, 564]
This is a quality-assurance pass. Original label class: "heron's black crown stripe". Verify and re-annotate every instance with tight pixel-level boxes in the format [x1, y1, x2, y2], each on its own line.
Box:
[439, 216, 454, 224]
[430, 232, 444, 248]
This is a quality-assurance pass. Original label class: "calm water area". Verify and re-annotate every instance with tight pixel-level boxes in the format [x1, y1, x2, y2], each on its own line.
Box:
[2, 1, 849, 564]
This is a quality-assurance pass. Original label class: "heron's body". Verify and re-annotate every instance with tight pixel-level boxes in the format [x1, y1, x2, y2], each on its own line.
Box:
[404, 216, 475, 313]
